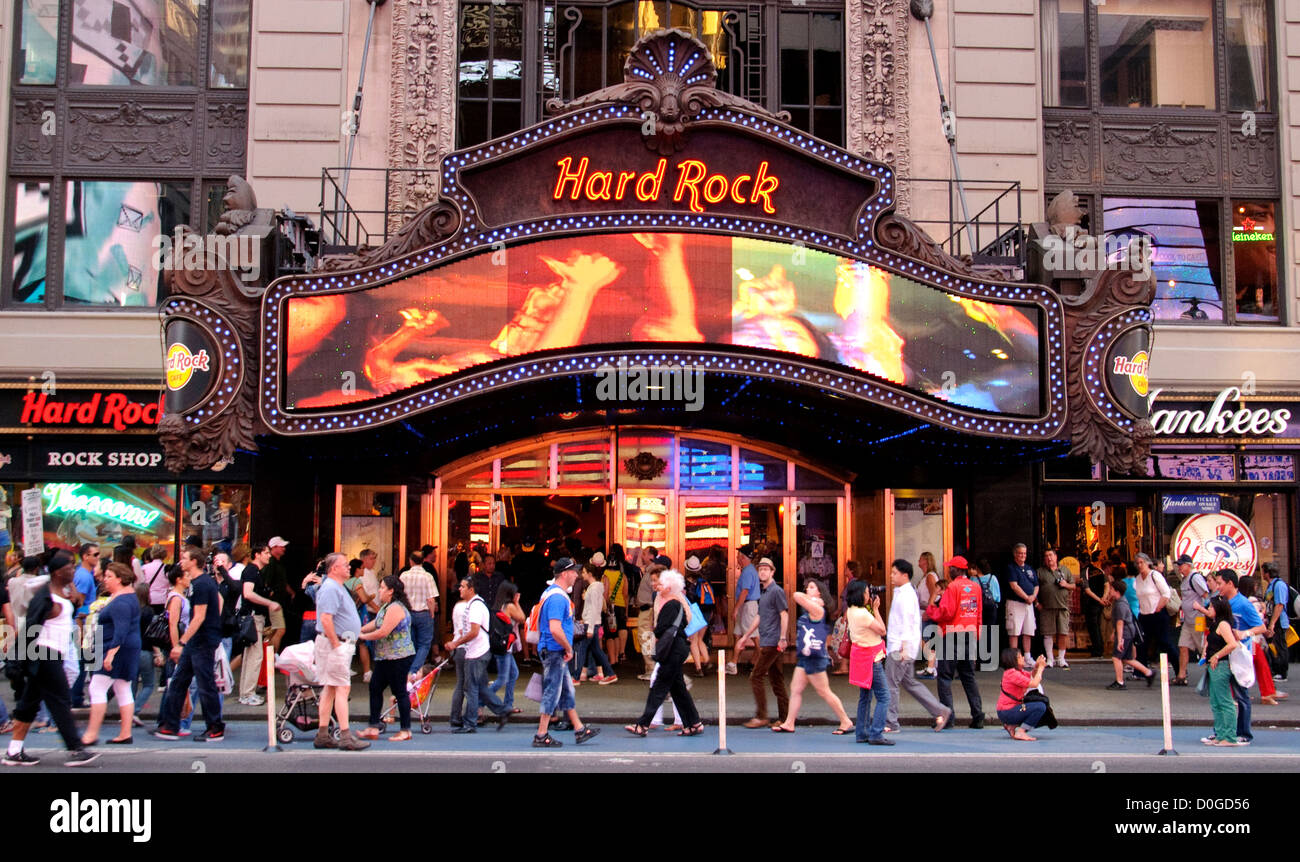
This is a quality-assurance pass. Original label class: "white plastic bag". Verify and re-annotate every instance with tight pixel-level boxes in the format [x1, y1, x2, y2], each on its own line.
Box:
[215, 647, 235, 695]
[1228, 641, 1256, 689]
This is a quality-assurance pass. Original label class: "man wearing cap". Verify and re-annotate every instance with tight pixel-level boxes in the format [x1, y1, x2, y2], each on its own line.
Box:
[533, 558, 600, 747]
[1174, 554, 1208, 685]
[926, 556, 985, 729]
[263, 537, 294, 646]
[735, 557, 789, 728]
[728, 545, 761, 675]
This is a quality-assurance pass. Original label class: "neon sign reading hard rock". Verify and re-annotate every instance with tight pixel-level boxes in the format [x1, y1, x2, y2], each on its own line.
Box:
[553, 157, 780, 214]
[42, 483, 163, 530]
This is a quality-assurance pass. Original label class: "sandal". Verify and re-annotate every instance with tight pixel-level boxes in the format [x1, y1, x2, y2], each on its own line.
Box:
[355, 727, 381, 740]
[532, 733, 562, 748]
[832, 726, 853, 735]
[389, 731, 412, 742]
[678, 723, 705, 737]
[624, 723, 649, 737]
[1172, 677, 1189, 687]
[771, 724, 795, 733]
[0, 721, 14, 734]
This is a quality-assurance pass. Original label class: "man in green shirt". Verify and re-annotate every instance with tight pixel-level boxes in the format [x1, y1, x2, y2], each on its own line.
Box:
[1036, 549, 1076, 669]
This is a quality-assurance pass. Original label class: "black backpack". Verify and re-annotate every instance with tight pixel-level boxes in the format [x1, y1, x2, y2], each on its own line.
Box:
[488, 609, 514, 656]
[977, 575, 999, 627]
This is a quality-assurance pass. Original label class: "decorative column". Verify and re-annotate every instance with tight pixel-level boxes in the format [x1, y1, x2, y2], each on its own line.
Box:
[847, 0, 912, 212]
[387, 0, 459, 232]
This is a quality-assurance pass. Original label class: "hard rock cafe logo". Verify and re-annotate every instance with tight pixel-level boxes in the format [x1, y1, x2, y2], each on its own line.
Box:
[165, 343, 211, 391]
[1111, 351, 1149, 397]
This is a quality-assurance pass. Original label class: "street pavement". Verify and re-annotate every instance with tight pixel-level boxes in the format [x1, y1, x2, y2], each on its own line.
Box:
[12, 656, 1294, 772]
[14, 724, 1300, 773]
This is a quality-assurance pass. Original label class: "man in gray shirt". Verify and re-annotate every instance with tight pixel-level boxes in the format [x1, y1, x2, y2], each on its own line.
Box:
[735, 558, 789, 728]
[314, 552, 369, 750]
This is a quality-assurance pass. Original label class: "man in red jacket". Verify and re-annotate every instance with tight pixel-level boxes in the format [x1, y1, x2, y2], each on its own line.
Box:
[926, 556, 985, 729]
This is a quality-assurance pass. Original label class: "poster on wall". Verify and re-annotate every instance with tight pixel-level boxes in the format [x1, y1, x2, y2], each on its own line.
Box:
[340, 516, 394, 578]
[180, 484, 250, 555]
[20, 487, 43, 555]
[893, 498, 944, 586]
[1171, 511, 1258, 578]
[285, 233, 1043, 416]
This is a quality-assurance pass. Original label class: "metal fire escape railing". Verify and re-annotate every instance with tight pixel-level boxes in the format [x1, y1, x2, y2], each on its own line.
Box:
[317, 167, 1026, 270]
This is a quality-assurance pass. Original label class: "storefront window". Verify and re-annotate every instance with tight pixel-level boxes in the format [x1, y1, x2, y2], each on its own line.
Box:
[1226, 0, 1273, 111]
[18, 0, 58, 84]
[180, 484, 250, 554]
[1041, 0, 1088, 107]
[1103, 198, 1223, 322]
[739, 448, 786, 491]
[1161, 492, 1290, 580]
[795, 500, 837, 597]
[68, 0, 199, 85]
[679, 438, 732, 491]
[1098, 0, 1214, 108]
[1230, 200, 1279, 322]
[35, 482, 177, 562]
[556, 439, 610, 488]
[499, 447, 548, 488]
[624, 495, 667, 554]
[339, 485, 403, 578]
[739, 500, 783, 582]
[794, 465, 841, 490]
[209, 0, 252, 88]
[618, 432, 674, 489]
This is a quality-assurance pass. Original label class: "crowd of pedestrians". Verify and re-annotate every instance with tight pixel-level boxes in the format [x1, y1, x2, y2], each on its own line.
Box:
[0, 533, 1293, 759]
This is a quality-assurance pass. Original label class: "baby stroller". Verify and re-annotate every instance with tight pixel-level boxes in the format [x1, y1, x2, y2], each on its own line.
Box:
[273, 641, 341, 744]
[379, 659, 449, 735]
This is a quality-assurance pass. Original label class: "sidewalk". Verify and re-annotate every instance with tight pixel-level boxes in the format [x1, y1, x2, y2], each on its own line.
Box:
[148, 656, 1300, 728]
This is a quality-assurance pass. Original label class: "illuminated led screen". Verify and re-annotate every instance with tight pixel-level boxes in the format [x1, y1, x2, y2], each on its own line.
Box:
[285, 233, 1042, 415]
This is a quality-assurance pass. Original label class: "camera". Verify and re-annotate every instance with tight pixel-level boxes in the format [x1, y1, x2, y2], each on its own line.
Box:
[868, 584, 887, 601]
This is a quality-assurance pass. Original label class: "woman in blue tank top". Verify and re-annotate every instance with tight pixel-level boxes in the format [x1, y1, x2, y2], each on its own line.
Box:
[774, 578, 854, 734]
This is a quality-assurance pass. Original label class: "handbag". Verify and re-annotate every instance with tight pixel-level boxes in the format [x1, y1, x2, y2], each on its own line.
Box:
[1002, 685, 1058, 729]
[837, 628, 853, 660]
[234, 612, 259, 652]
[523, 672, 544, 702]
[143, 611, 172, 649]
[684, 602, 707, 637]
[654, 602, 685, 663]
[1195, 666, 1210, 697]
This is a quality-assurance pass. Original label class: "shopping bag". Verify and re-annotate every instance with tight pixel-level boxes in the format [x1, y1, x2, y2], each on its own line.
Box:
[1228, 642, 1256, 689]
[684, 602, 707, 637]
[524, 672, 544, 702]
[215, 647, 235, 695]
[1286, 626, 1299, 648]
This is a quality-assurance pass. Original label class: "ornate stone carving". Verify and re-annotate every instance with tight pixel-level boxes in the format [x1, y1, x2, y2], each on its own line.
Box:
[66, 102, 193, 165]
[1043, 119, 1092, 186]
[623, 451, 668, 481]
[1062, 267, 1156, 475]
[546, 29, 789, 155]
[1229, 122, 1278, 191]
[315, 199, 462, 272]
[848, 0, 911, 211]
[204, 102, 249, 167]
[158, 182, 273, 472]
[10, 99, 56, 165]
[387, 0, 457, 233]
[1101, 122, 1217, 186]
[874, 212, 983, 278]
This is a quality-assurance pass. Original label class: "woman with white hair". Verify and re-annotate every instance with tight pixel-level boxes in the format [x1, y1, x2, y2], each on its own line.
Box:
[625, 570, 703, 737]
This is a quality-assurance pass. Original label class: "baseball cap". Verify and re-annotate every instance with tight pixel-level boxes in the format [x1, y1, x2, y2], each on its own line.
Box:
[756, 557, 775, 570]
[945, 555, 969, 570]
[551, 557, 581, 575]
[590, 551, 606, 567]
[737, 544, 754, 557]
[685, 555, 702, 572]
[1175, 554, 1194, 565]
[268, 537, 289, 548]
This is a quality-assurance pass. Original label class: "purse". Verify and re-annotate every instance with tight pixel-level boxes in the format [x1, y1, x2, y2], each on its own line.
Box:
[654, 602, 685, 663]
[684, 602, 707, 637]
[234, 613, 259, 651]
[143, 611, 172, 649]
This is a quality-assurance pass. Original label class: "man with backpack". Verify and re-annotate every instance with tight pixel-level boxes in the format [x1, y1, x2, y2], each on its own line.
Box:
[1173, 554, 1208, 686]
[531, 558, 600, 747]
[444, 577, 509, 732]
[1261, 563, 1292, 681]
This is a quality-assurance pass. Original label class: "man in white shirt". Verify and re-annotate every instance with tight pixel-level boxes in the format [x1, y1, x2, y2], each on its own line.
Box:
[443, 577, 509, 732]
[884, 559, 952, 733]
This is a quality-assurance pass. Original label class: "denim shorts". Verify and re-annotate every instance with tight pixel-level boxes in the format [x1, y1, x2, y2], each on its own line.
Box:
[540, 649, 576, 715]
[796, 653, 831, 675]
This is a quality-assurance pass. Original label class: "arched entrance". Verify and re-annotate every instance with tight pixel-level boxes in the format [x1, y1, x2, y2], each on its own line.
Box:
[432, 427, 851, 645]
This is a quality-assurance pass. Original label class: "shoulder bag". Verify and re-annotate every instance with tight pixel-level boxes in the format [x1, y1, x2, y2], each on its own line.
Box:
[654, 601, 685, 663]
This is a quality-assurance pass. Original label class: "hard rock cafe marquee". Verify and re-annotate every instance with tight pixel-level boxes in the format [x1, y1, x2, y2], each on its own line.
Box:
[157, 31, 1153, 598]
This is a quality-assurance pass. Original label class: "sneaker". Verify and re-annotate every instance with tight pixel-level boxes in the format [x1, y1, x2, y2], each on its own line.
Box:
[725, 662, 738, 675]
[2, 750, 39, 766]
[574, 725, 601, 745]
[194, 728, 225, 742]
[1200, 736, 1217, 745]
[239, 694, 266, 706]
[533, 733, 562, 748]
[1106, 681, 1126, 690]
[1058, 659, 1070, 669]
[637, 673, 653, 681]
[151, 728, 180, 740]
[866, 737, 896, 746]
[968, 716, 985, 730]
[598, 675, 619, 685]
[1274, 674, 1285, 681]
[1044, 658, 1055, 668]
[917, 668, 937, 679]
[177, 730, 193, 738]
[65, 750, 101, 767]
[313, 729, 338, 750]
[338, 731, 371, 751]
[1233, 739, 1252, 746]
